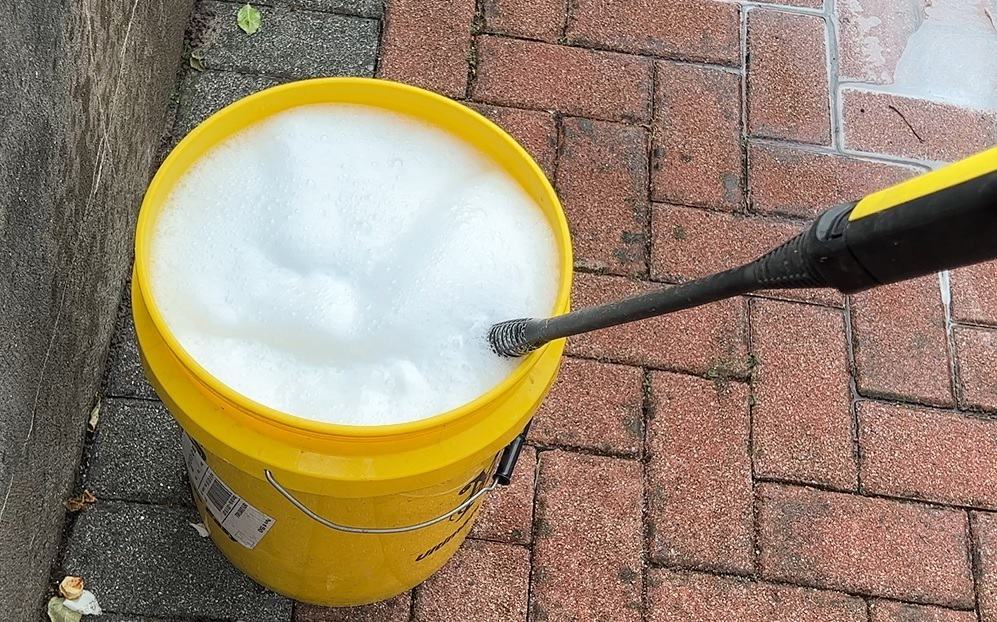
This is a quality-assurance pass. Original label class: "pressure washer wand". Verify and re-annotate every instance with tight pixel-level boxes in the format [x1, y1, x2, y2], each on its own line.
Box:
[489, 147, 997, 358]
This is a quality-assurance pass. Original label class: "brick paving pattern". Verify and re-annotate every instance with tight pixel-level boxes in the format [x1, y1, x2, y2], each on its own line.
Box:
[55, 0, 997, 620]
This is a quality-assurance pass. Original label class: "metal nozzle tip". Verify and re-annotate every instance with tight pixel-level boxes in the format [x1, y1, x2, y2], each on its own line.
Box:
[488, 318, 538, 358]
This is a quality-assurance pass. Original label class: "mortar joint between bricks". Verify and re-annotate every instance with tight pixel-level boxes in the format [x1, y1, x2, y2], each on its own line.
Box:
[855, 391, 997, 424]
[479, 31, 742, 73]
[655, 555, 982, 611]
[552, 113, 566, 192]
[951, 317, 997, 331]
[409, 582, 420, 620]
[739, 4, 751, 217]
[464, 1, 485, 99]
[737, 3, 749, 215]
[560, 0, 573, 42]
[755, 475, 997, 516]
[840, 295, 865, 491]
[938, 270, 964, 409]
[738, 1, 826, 18]
[374, 0, 391, 77]
[837, 143, 937, 169]
[824, 0, 846, 151]
[644, 64, 656, 276]
[852, 386, 970, 415]
[640, 368, 653, 618]
[526, 441, 549, 622]
[746, 134, 929, 170]
[650, 558, 758, 582]
[640, 368, 654, 461]
[527, 439, 640, 460]
[744, 297, 763, 573]
[966, 511, 985, 621]
[372, 4, 387, 75]
[562, 352, 755, 386]
[639, 366, 654, 622]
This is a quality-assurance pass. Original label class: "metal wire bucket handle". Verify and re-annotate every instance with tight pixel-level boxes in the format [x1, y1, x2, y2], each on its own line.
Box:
[264, 424, 531, 535]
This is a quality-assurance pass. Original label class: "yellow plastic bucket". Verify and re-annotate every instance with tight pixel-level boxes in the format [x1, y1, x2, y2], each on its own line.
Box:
[132, 78, 572, 606]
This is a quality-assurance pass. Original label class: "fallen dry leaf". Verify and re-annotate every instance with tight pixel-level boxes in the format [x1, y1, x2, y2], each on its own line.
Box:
[46, 597, 81, 622]
[87, 402, 100, 432]
[237, 3, 261, 34]
[58, 576, 84, 600]
[64, 490, 97, 512]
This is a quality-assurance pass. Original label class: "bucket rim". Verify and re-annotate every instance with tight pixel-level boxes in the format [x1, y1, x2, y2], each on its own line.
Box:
[133, 77, 573, 438]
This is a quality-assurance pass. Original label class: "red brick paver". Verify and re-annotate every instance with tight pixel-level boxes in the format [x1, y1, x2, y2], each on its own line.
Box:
[296, 593, 411, 621]
[567, 272, 749, 375]
[751, 300, 856, 489]
[834, 0, 919, 85]
[557, 116, 648, 276]
[758, 483, 974, 607]
[531, 357, 644, 456]
[469, 103, 558, 178]
[972, 511, 997, 622]
[955, 326, 997, 412]
[748, 143, 919, 218]
[473, 35, 653, 122]
[471, 446, 536, 544]
[650, 203, 839, 306]
[647, 372, 753, 573]
[650, 204, 797, 281]
[649, 569, 866, 622]
[850, 276, 954, 407]
[533, 450, 643, 622]
[413, 540, 529, 622]
[842, 89, 997, 161]
[859, 400, 997, 508]
[868, 600, 977, 622]
[951, 261, 997, 327]
[747, 9, 831, 145]
[565, 0, 740, 65]
[652, 61, 742, 211]
[378, 0, 476, 98]
[482, 0, 565, 42]
[366, 2, 997, 617]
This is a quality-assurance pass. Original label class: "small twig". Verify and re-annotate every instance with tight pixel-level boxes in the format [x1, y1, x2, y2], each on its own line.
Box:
[887, 104, 924, 142]
[985, 8, 997, 34]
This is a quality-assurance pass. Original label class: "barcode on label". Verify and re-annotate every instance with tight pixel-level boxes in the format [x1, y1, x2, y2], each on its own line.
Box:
[180, 432, 275, 549]
[205, 475, 236, 516]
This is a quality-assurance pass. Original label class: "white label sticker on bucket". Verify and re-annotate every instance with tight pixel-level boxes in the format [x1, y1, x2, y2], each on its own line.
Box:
[181, 433, 275, 549]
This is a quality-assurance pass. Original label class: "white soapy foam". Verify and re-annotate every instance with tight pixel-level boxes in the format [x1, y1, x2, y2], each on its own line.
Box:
[890, 0, 997, 111]
[846, 0, 997, 111]
[150, 104, 559, 425]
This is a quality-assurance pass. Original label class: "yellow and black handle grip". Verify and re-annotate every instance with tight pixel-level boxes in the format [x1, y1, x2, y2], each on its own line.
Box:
[490, 147, 997, 357]
[780, 146, 997, 293]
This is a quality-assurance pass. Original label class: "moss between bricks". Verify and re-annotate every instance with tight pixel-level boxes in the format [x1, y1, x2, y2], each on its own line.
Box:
[705, 355, 755, 391]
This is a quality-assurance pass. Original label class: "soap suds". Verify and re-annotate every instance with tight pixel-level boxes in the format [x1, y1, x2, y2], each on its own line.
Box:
[150, 104, 559, 425]
[890, 0, 997, 111]
[844, 0, 997, 111]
